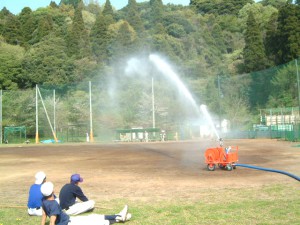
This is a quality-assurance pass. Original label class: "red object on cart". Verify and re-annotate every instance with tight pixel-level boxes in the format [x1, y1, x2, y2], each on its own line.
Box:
[205, 146, 238, 171]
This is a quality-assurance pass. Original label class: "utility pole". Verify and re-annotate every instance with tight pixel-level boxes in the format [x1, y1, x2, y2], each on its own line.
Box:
[217, 75, 222, 128]
[152, 77, 155, 129]
[296, 59, 300, 117]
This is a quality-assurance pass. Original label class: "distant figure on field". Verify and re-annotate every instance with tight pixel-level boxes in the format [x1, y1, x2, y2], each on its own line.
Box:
[41, 181, 131, 225]
[225, 146, 231, 154]
[160, 130, 166, 141]
[219, 138, 223, 147]
[86, 133, 90, 142]
[144, 131, 149, 142]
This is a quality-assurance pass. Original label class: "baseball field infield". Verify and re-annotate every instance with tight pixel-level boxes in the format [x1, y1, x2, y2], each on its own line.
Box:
[0, 139, 299, 224]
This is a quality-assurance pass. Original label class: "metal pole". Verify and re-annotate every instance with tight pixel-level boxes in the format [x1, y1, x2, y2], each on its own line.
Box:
[152, 77, 155, 129]
[35, 85, 39, 144]
[0, 90, 2, 144]
[53, 89, 56, 135]
[296, 59, 300, 117]
[89, 81, 94, 142]
[217, 75, 222, 128]
[37, 86, 58, 142]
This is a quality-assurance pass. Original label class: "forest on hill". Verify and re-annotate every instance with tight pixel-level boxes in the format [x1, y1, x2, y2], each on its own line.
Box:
[0, 0, 299, 138]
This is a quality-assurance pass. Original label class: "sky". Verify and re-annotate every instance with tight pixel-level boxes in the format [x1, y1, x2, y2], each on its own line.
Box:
[0, 0, 190, 15]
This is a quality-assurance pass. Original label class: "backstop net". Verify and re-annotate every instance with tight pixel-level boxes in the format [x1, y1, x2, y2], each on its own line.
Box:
[3, 126, 26, 144]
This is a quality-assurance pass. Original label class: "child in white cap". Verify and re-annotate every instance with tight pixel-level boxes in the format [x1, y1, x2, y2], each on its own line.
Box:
[27, 171, 46, 216]
[41, 181, 131, 225]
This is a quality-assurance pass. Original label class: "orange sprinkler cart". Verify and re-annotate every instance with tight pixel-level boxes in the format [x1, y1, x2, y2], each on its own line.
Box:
[205, 146, 238, 171]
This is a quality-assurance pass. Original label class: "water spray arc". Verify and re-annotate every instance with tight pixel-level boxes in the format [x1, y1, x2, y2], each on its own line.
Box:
[149, 54, 222, 140]
[200, 104, 220, 140]
[144, 53, 300, 181]
[149, 54, 200, 115]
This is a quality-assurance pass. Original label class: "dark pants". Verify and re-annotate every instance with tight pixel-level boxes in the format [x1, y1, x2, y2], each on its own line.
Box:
[105, 215, 118, 224]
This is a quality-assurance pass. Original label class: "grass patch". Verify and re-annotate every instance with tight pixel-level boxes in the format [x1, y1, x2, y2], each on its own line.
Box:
[0, 184, 299, 225]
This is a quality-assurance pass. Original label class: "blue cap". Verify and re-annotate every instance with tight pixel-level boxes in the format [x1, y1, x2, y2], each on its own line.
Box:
[71, 174, 83, 183]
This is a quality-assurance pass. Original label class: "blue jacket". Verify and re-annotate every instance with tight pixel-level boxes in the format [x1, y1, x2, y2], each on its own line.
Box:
[27, 184, 43, 208]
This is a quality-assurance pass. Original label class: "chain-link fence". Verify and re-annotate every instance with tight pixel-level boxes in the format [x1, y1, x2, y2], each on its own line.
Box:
[1, 57, 300, 143]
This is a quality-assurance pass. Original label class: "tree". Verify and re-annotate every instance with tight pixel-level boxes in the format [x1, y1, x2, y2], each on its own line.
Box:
[211, 24, 226, 53]
[260, 0, 286, 8]
[264, 11, 278, 65]
[59, 0, 83, 8]
[66, 90, 90, 123]
[18, 7, 36, 46]
[21, 35, 75, 87]
[0, 7, 13, 39]
[242, 12, 268, 73]
[109, 20, 137, 62]
[162, 12, 194, 34]
[267, 63, 298, 107]
[2, 14, 22, 45]
[31, 14, 54, 44]
[50, 1, 59, 9]
[66, 6, 90, 58]
[238, 2, 278, 32]
[243, 12, 271, 109]
[0, 42, 24, 90]
[238, 3, 278, 66]
[103, 0, 114, 15]
[166, 23, 186, 38]
[102, 0, 115, 24]
[150, 0, 164, 24]
[126, 0, 144, 34]
[90, 13, 111, 63]
[85, 1, 101, 14]
[275, 3, 300, 64]
[191, 0, 253, 15]
[2, 89, 36, 135]
[0, 7, 12, 17]
[219, 75, 252, 129]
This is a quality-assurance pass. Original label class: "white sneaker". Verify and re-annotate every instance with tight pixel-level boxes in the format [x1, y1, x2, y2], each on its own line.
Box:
[126, 213, 132, 221]
[103, 220, 110, 225]
[116, 205, 128, 222]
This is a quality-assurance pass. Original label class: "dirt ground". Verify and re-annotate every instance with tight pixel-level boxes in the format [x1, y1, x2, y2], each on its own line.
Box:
[0, 139, 299, 206]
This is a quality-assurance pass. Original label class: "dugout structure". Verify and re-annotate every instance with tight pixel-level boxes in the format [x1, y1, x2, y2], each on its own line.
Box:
[116, 128, 161, 142]
[247, 107, 300, 141]
[4, 126, 26, 144]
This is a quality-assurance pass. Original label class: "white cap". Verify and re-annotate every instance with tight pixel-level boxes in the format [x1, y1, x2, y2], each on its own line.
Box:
[35, 171, 46, 184]
[41, 181, 54, 197]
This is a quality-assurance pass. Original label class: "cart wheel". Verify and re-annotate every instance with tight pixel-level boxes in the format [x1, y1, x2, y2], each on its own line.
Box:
[226, 164, 233, 171]
[207, 164, 216, 171]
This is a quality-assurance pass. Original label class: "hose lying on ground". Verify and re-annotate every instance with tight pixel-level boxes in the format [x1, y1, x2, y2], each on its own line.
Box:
[235, 163, 300, 182]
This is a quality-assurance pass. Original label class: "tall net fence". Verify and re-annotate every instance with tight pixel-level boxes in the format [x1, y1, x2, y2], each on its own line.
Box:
[0, 57, 300, 143]
[216, 57, 300, 141]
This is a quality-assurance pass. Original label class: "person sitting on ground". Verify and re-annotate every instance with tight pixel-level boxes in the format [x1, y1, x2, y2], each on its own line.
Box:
[27, 171, 47, 216]
[59, 173, 95, 215]
[41, 181, 131, 225]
